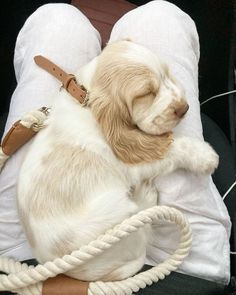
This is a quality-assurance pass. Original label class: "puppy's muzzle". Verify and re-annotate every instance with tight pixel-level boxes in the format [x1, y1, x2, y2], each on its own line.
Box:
[175, 103, 189, 118]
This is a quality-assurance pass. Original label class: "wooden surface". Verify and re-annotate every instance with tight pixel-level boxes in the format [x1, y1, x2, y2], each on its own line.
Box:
[71, 0, 137, 46]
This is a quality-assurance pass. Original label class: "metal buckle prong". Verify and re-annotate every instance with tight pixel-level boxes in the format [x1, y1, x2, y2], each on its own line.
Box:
[81, 91, 89, 107]
[39, 107, 51, 116]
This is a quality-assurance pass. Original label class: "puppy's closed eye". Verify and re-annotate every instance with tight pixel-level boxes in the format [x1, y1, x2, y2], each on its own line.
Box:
[135, 91, 156, 100]
[132, 91, 156, 114]
[132, 78, 159, 108]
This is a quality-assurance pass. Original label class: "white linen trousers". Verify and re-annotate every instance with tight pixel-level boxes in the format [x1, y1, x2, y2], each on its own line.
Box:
[0, 0, 231, 285]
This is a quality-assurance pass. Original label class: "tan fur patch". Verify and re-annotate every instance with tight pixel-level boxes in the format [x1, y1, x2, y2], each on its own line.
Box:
[92, 99, 173, 164]
[88, 44, 173, 164]
[22, 145, 118, 220]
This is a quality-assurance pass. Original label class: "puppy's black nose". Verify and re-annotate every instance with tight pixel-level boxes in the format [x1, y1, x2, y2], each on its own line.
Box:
[175, 103, 189, 118]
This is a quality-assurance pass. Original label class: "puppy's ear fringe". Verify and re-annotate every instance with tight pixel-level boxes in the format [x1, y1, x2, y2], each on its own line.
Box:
[91, 95, 173, 164]
[111, 127, 173, 164]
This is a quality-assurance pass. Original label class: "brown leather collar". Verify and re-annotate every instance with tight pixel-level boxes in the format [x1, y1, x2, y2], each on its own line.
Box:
[34, 55, 88, 106]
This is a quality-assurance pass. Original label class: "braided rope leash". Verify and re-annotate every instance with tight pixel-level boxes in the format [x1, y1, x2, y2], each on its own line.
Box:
[0, 206, 192, 295]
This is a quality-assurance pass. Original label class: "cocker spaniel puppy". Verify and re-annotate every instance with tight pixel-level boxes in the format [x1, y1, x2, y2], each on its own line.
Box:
[17, 40, 218, 281]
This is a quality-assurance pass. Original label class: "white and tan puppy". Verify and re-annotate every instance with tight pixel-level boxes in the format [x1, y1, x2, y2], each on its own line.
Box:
[17, 41, 218, 281]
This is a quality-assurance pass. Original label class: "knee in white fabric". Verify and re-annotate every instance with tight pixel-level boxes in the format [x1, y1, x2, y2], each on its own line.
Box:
[110, 0, 199, 61]
[16, 3, 101, 48]
[14, 2, 101, 85]
[15, 3, 101, 58]
[26, 3, 94, 30]
[112, 0, 197, 33]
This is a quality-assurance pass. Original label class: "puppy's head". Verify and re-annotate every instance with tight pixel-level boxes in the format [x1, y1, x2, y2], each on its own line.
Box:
[88, 41, 188, 164]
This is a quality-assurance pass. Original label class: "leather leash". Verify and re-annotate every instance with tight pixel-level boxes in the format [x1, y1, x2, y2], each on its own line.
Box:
[1, 120, 36, 156]
[34, 55, 88, 106]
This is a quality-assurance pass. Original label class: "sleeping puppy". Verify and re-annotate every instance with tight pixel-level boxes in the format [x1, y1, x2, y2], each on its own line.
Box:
[17, 40, 218, 281]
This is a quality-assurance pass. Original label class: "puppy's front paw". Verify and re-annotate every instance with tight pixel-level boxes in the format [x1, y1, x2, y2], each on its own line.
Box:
[198, 146, 219, 174]
[191, 142, 219, 175]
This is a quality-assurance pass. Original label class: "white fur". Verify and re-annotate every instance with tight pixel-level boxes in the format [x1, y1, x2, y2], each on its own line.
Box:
[17, 41, 218, 281]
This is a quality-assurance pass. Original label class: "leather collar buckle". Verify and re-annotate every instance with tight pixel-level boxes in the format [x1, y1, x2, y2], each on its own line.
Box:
[34, 55, 89, 106]
[63, 74, 77, 90]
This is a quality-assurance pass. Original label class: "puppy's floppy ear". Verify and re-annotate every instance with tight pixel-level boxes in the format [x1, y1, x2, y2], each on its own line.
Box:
[91, 93, 173, 164]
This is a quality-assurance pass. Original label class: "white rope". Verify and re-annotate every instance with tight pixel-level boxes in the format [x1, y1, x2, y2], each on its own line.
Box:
[20, 108, 49, 132]
[0, 258, 42, 295]
[0, 206, 192, 295]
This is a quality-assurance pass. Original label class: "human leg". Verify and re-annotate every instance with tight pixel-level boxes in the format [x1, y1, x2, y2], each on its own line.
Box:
[0, 3, 101, 261]
[109, 0, 231, 285]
